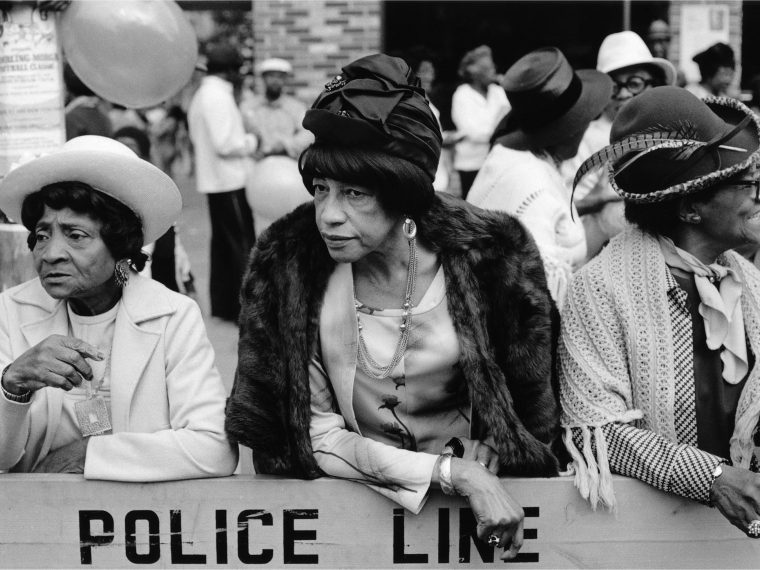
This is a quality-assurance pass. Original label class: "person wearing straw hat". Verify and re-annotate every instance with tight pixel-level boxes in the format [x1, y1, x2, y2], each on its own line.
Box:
[562, 86, 760, 538]
[563, 30, 677, 261]
[467, 47, 613, 309]
[226, 54, 560, 559]
[0, 135, 237, 480]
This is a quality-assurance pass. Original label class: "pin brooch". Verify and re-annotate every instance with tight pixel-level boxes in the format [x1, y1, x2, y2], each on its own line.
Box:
[325, 74, 346, 91]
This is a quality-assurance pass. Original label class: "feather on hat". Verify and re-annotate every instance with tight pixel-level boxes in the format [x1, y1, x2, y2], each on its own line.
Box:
[573, 86, 760, 204]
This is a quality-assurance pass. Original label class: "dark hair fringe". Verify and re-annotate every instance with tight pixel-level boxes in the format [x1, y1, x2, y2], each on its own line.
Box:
[21, 181, 149, 271]
[298, 143, 434, 218]
[623, 184, 721, 236]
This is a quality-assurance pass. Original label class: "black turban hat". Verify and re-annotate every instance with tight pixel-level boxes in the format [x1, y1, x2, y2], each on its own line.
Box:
[303, 53, 442, 183]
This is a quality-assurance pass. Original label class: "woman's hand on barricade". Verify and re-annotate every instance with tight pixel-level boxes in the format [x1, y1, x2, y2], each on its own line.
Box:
[2, 335, 103, 395]
[32, 439, 88, 474]
[710, 464, 760, 537]
[459, 438, 500, 474]
[451, 459, 525, 560]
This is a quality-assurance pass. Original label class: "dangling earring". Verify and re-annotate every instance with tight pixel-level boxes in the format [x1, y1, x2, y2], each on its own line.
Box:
[114, 259, 130, 287]
[684, 213, 702, 224]
[402, 216, 417, 240]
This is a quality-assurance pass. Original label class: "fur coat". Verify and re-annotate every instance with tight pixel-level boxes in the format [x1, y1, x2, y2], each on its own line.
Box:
[226, 192, 560, 478]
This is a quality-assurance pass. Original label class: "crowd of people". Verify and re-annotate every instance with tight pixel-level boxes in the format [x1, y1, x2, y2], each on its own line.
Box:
[2, 21, 760, 560]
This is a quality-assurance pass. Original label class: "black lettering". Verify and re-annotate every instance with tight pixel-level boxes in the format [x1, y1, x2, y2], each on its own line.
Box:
[392, 508, 427, 563]
[438, 508, 449, 563]
[79, 510, 114, 564]
[458, 508, 494, 564]
[125, 510, 160, 564]
[237, 510, 274, 564]
[170, 509, 206, 563]
[216, 510, 227, 564]
[283, 509, 318, 564]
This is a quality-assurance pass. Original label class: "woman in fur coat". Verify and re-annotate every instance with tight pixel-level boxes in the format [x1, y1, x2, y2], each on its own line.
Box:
[226, 54, 560, 560]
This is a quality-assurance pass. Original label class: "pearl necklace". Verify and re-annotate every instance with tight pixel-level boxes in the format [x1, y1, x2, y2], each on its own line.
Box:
[355, 218, 418, 380]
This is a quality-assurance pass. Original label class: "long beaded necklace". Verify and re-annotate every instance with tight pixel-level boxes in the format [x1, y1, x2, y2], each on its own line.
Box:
[355, 217, 418, 380]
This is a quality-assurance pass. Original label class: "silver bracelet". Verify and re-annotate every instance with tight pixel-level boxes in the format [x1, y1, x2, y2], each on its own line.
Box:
[1, 365, 31, 403]
[438, 453, 456, 495]
[708, 461, 725, 506]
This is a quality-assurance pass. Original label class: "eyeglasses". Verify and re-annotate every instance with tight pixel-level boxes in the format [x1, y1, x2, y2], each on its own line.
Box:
[721, 180, 760, 201]
[611, 75, 653, 96]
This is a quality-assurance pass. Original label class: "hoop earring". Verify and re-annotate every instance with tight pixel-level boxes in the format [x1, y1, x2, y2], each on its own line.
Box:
[114, 259, 130, 287]
[402, 217, 417, 240]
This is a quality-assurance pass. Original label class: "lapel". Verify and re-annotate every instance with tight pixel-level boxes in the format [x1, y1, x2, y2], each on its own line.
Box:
[109, 275, 174, 431]
[13, 281, 71, 463]
[14, 279, 68, 347]
[318, 263, 359, 429]
[11, 275, 175, 441]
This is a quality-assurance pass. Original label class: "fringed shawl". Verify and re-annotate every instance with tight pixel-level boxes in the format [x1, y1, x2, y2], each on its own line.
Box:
[560, 227, 760, 510]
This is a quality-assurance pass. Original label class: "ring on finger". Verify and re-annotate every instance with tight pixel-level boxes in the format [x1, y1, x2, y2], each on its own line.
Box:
[748, 519, 760, 538]
[487, 534, 499, 546]
[478, 461, 487, 469]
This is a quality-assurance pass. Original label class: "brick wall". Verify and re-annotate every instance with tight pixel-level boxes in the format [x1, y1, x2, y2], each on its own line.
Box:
[251, 0, 382, 104]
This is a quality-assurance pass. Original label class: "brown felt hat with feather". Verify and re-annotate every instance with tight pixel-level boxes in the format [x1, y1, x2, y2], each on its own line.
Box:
[573, 86, 760, 203]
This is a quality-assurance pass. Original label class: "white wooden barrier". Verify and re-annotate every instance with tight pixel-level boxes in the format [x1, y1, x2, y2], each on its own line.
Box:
[0, 474, 757, 568]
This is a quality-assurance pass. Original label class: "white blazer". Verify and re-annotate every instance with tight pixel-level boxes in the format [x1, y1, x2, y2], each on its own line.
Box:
[0, 274, 237, 480]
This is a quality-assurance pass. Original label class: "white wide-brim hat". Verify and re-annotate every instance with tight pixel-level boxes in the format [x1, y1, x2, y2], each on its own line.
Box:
[597, 31, 676, 86]
[0, 135, 181, 244]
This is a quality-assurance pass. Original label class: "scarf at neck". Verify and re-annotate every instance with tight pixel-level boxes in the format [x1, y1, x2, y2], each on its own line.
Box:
[658, 236, 748, 384]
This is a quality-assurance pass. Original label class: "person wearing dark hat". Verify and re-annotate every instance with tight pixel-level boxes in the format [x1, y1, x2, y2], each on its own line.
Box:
[0, 135, 237, 480]
[562, 86, 760, 537]
[226, 53, 560, 558]
[646, 19, 671, 59]
[563, 31, 676, 261]
[188, 43, 257, 322]
[687, 42, 736, 99]
[63, 63, 113, 140]
[467, 47, 613, 308]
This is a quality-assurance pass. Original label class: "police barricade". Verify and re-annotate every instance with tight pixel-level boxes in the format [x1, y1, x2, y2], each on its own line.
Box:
[0, 473, 757, 568]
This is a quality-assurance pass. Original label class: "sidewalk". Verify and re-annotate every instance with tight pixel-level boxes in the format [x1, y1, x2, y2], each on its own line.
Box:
[173, 169, 239, 394]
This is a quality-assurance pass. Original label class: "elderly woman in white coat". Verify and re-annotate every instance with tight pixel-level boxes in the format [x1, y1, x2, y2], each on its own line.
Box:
[0, 135, 237, 480]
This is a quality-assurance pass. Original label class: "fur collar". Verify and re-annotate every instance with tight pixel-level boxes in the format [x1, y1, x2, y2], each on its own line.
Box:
[227, 193, 560, 478]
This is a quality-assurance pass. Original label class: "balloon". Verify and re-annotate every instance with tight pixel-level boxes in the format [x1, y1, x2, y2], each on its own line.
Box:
[245, 156, 312, 238]
[60, 0, 197, 109]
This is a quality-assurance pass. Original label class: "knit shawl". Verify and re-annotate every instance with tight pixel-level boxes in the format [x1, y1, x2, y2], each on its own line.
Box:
[560, 227, 760, 510]
[226, 192, 561, 479]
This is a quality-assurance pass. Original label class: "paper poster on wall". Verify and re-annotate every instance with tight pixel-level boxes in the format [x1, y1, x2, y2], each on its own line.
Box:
[0, 4, 65, 179]
[679, 4, 731, 85]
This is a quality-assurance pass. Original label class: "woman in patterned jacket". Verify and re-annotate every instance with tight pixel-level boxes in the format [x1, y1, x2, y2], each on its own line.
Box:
[561, 86, 760, 538]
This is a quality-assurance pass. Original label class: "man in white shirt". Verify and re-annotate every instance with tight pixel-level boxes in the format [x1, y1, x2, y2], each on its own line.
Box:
[188, 44, 257, 321]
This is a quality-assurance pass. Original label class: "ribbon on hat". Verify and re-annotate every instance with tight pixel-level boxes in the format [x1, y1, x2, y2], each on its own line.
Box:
[318, 57, 425, 134]
[304, 54, 443, 182]
[658, 236, 748, 384]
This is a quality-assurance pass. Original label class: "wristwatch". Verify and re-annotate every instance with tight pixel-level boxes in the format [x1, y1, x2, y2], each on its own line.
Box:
[1, 365, 31, 403]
